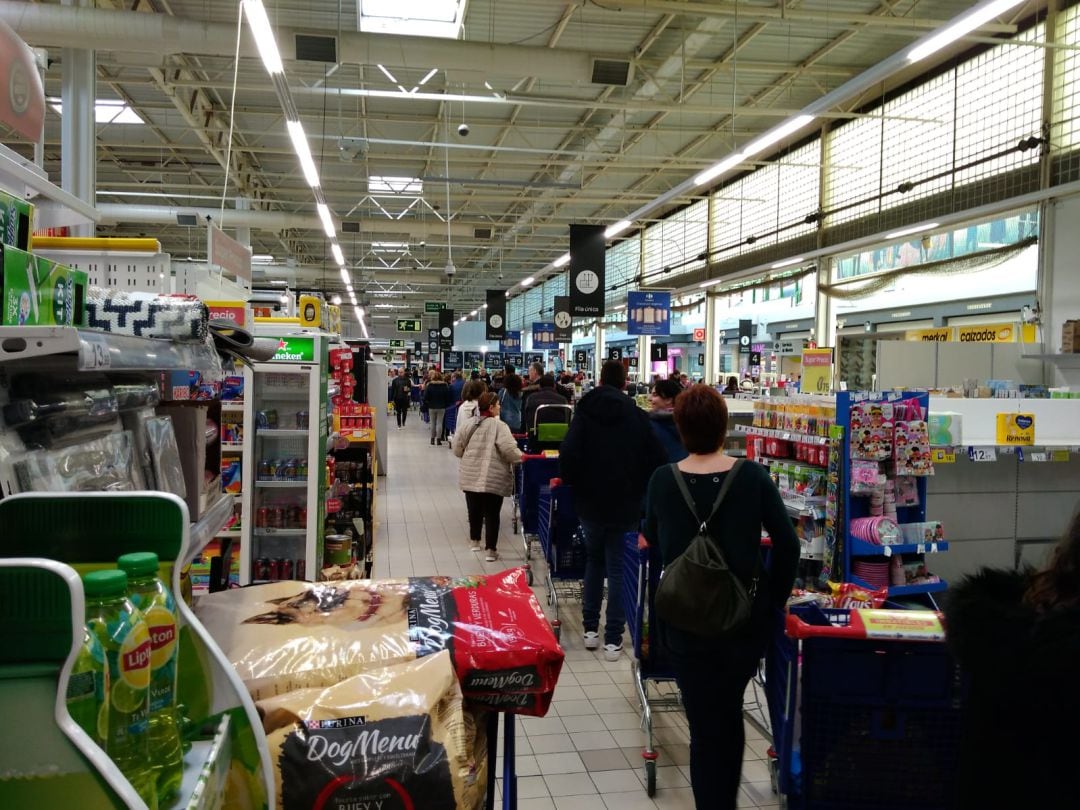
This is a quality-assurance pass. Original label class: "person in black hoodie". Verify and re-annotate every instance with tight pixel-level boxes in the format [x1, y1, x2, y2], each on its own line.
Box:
[944, 511, 1080, 809]
[560, 360, 667, 660]
[648, 377, 686, 462]
[422, 371, 453, 445]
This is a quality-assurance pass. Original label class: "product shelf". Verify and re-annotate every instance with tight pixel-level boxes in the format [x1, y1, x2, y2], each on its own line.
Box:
[851, 573, 948, 596]
[1021, 353, 1080, 368]
[757, 453, 828, 469]
[255, 480, 308, 488]
[179, 715, 232, 810]
[253, 528, 306, 537]
[258, 390, 311, 400]
[735, 424, 830, 445]
[220, 401, 245, 412]
[256, 429, 309, 438]
[783, 498, 827, 519]
[184, 491, 238, 567]
[848, 538, 950, 557]
[220, 442, 244, 453]
[0, 326, 221, 374]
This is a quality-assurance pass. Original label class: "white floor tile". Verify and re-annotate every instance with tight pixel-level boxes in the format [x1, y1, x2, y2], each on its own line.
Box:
[529, 733, 577, 755]
[560, 714, 608, 733]
[591, 769, 644, 793]
[535, 752, 588, 775]
[544, 772, 599, 798]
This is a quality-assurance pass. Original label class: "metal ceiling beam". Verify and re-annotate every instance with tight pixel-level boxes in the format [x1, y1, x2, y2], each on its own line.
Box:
[0, 1, 625, 84]
[554, 0, 1020, 33]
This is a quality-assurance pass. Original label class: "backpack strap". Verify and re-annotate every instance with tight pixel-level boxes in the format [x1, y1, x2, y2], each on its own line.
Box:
[670, 459, 744, 533]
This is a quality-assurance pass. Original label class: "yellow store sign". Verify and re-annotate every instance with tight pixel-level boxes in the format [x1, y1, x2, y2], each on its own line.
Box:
[905, 323, 1037, 343]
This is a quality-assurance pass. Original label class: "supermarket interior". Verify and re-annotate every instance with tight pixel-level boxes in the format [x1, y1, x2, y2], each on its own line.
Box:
[1, 0, 1079, 808]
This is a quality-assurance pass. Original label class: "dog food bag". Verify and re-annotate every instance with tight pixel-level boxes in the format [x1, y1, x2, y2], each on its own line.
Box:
[195, 568, 563, 706]
[257, 651, 486, 810]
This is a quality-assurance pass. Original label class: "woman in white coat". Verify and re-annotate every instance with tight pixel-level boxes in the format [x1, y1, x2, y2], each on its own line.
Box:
[453, 391, 523, 561]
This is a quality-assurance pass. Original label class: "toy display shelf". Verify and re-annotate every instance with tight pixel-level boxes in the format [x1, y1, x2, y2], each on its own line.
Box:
[928, 396, 1080, 448]
[0, 492, 272, 809]
[0, 326, 221, 375]
[848, 538, 950, 557]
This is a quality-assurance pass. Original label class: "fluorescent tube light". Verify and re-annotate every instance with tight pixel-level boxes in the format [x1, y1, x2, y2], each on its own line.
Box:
[419, 68, 439, 86]
[694, 153, 745, 187]
[771, 257, 805, 269]
[316, 203, 335, 238]
[286, 120, 320, 187]
[553, 252, 570, 268]
[269, 280, 288, 286]
[699, 278, 723, 289]
[743, 115, 815, 157]
[332, 243, 346, 266]
[521, 276, 535, 287]
[886, 222, 940, 239]
[377, 64, 399, 84]
[605, 220, 632, 239]
[482, 303, 488, 309]
[241, 0, 283, 75]
[908, 0, 1025, 63]
[331, 295, 342, 305]
[470, 310, 478, 316]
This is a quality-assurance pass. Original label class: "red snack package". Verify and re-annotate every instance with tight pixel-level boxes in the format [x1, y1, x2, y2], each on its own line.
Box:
[828, 582, 888, 609]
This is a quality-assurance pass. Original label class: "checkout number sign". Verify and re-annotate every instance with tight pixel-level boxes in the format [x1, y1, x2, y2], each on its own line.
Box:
[800, 348, 833, 393]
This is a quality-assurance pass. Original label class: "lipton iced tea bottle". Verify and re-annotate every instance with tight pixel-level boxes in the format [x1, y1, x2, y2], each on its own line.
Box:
[66, 625, 109, 750]
[117, 552, 183, 805]
[82, 569, 157, 809]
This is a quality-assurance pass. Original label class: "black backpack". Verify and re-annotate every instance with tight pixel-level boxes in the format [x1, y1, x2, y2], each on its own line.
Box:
[653, 460, 761, 637]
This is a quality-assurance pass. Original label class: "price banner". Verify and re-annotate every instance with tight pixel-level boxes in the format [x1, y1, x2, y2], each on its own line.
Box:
[801, 348, 833, 394]
[931, 448, 956, 464]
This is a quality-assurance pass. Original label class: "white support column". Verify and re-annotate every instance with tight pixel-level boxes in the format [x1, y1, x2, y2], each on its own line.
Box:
[814, 259, 835, 349]
[593, 321, 605, 380]
[705, 294, 718, 385]
[61, 0, 94, 237]
[638, 335, 651, 383]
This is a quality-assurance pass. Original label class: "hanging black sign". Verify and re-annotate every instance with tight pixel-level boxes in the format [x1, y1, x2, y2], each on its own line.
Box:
[438, 309, 455, 350]
[427, 328, 439, 353]
[569, 224, 606, 317]
[553, 295, 573, 343]
[628, 356, 639, 369]
[650, 343, 668, 362]
[574, 349, 587, 368]
[749, 350, 762, 367]
[507, 353, 524, 368]
[485, 289, 506, 341]
[738, 319, 753, 354]
[608, 347, 623, 361]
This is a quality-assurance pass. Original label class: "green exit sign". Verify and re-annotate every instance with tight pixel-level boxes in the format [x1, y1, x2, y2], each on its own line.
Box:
[388, 339, 406, 348]
[424, 301, 447, 313]
[397, 318, 423, 332]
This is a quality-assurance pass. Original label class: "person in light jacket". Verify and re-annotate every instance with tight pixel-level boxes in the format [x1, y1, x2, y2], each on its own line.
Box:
[453, 391, 523, 561]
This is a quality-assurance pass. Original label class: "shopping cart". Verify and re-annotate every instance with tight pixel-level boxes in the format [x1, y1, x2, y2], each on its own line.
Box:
[517, 454, 560, 582]
[622, 535, 682, 797]
[509, 435, 529, 536]
[444, 401, 460, 440]
[768, 604, 962, 809]
[529, 403, 572, 451]
[536, 481, 584, 640]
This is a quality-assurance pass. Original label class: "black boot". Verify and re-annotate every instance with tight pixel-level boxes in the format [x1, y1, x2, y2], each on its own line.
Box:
[430, 437, 435, 445]
[437, 438, 443, 446]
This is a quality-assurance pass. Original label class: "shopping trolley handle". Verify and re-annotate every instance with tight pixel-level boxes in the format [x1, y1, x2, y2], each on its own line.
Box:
[785, 608, 946, 642]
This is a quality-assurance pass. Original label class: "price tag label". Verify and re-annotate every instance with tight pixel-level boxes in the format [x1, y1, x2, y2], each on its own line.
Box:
[916, 543, 926, 554]
[1052, 450, 1070, 462]
[79, 334, 112, 370]
[883, 546, 892, 557]
[967, 447, 997, 463]
[1030, 452, 1049, 462]
[930, 542, 939, 553]
[931, 448, 955, 464]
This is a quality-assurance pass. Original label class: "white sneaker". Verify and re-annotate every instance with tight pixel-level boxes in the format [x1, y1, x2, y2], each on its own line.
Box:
[470, 541, 482, 552]
[603, 643, 623, 662]
[583, 631, 600, 650]
[485, 549, 499, 562]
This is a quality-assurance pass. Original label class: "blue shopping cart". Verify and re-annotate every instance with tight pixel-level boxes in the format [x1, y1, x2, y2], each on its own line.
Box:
[767, 604, 963, 809]
[536, 482, 584, 640]
[517, 454, 560, 581]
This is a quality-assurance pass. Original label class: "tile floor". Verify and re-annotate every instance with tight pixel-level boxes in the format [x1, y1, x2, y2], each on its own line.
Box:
[373, 415, 779, 809]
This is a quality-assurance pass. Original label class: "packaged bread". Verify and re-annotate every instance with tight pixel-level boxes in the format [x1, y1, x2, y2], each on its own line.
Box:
[196, 568, 563, 711]
[257, 651, 486, 809]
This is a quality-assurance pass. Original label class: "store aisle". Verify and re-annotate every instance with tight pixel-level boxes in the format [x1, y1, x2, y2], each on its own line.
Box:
[374, 418, 779, 810]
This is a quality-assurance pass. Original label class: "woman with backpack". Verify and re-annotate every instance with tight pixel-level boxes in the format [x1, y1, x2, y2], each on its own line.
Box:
[641, 384, 799, 809]
[453, 391, 523, 561]
[498, 373, 523, 433]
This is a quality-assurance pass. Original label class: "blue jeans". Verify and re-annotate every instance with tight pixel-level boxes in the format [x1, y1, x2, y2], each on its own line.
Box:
[580, 519, 636, 646]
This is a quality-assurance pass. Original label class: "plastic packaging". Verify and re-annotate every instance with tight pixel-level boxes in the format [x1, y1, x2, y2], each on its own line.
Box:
[144, 416, 186, 499]
[82, 569, 157, 808]
[117, 553, 183, 805]
[65, 625, 109, 750]
[13, 431, 144, 492]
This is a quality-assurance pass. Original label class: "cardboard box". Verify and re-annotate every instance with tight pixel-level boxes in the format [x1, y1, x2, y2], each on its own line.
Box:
[0, 188, 33, 251]
[1062, 320, 1080, 353]
[2, 246, 87, 326]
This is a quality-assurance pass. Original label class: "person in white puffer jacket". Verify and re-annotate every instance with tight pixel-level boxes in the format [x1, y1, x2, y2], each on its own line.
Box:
[453, 391, 523, 561]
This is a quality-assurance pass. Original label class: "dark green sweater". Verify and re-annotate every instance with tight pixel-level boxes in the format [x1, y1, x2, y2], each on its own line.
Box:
[643, 460, 800, 610]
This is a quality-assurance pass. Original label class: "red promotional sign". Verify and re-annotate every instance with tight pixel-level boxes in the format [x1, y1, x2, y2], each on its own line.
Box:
[0, 21, 44, 142]
[692, 328, 706, 342]
[326, 498, 342, 513]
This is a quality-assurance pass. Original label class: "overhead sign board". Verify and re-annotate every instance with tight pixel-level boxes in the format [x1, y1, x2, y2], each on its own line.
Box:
[627, 290, 671, 336]
[396, 318, 422, 333]
[425, 301, 447, 313]
[207, 222, 252, 284]
[388, 339, 405, 349]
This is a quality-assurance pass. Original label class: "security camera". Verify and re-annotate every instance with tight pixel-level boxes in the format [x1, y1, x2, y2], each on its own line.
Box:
[497, 272, 504, 281]
[457, 123, 470, 137]
[445, 261, 457, 276]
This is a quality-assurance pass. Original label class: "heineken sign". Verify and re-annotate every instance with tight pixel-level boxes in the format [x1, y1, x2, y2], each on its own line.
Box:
[271, 336, 316, 363]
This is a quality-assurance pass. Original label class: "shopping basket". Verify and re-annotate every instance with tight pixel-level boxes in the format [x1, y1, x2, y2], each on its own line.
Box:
[769, 603, 962, 809]
[536, 481, 583, 640]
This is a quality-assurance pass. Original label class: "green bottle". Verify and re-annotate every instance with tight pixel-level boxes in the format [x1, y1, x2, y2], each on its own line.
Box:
[65, 625, 110, 749]
[82, 569, 158, 809]
[117, 553, 184, 806]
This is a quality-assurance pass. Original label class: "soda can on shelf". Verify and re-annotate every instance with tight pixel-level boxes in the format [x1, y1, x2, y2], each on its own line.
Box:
[280, 558, 294, 580]
[296, 411, 309, 429]
[254, 558, 272, 581]
[299, 508, 307, 527]
[295, 559, 306, 580]
[269, 507, 285, 529]
[269, 558, 284, 580]
[288, 505, 302, 528]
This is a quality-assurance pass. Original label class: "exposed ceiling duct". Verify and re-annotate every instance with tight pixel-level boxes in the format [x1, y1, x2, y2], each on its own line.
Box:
[0, 1, 629, 84]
